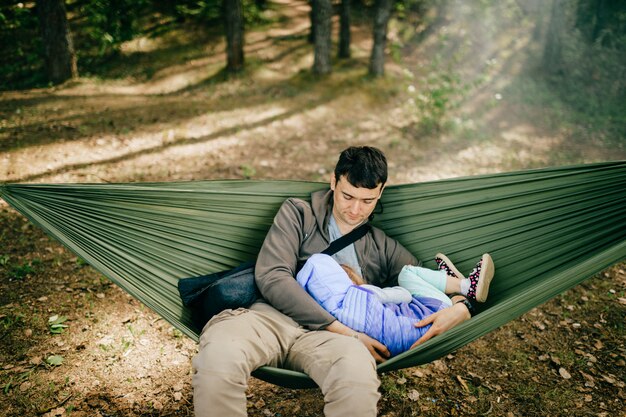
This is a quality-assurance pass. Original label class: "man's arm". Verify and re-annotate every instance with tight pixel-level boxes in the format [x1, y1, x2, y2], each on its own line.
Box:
[377, 230, 472, 346]
[255, 198, 336, 330]
[410, 302, 471, 348]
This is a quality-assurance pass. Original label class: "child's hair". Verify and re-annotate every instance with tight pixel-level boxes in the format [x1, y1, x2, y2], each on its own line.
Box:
[341, 264, 365, 285]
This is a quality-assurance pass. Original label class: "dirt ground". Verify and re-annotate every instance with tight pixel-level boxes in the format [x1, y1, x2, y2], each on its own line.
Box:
[1, 1, 625, 416]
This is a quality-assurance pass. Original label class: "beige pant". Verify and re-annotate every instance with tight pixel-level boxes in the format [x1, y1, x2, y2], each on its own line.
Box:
[192, 302, 380, 416]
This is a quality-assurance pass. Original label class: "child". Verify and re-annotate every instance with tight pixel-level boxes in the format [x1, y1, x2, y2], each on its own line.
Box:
[297, 253, 494, 356]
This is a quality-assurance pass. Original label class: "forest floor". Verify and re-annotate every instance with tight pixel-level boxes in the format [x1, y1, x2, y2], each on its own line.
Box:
[0, 0, 625, 416]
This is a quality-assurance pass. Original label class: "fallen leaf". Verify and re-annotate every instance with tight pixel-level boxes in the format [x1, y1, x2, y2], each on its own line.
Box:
[580, 371, 595, 387]
[456, 375, 470, 392]
[46, 355, 64, 366]
[559, 368, 571, 379]
[532, 321, 545, 331]
[396, 377, 407, 385]
[51, 407, 65, 416]
[407, 389, 420, 401]
[601, 375, 616, 385]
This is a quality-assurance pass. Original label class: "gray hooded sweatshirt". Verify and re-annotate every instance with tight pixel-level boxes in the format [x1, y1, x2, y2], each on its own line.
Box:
[254, 189, 419, 330]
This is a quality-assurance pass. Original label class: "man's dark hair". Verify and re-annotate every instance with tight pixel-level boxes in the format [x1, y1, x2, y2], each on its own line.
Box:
[334, 146, 388, 189]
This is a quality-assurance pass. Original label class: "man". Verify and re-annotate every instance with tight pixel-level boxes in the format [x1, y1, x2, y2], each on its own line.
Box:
[192, 146, 472, 416]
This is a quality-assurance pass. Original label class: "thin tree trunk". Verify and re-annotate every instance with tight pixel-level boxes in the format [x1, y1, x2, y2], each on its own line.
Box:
[313, 0, 332, 75]
[369, 0, 393, 77]
[37, 0, 78, 84]
[308, 0, 317, 44]
[542, 0, 565, 74]
[224, 0, 244, 73]
[338, 0, 351, 58]
[591, 0, 607, 42]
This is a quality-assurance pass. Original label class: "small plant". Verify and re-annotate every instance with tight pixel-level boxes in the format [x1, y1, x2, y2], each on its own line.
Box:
[239, 164, 256, 179]
[46, 355, 64, 366]
[0, 254, 10, 267]
[9, 262, 34, 280]
[0, 313, 24, 330]
[75, 257, 89, 267]
[48, 315, 69, 334]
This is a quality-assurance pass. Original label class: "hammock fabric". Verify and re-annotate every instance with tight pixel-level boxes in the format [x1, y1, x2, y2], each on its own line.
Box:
[1, 162, 625, 389]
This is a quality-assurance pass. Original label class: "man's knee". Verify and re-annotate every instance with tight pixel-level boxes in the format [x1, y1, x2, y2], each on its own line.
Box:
[328, 347, 378, 386]
[322, 343, 380, 417]
[295, 334, 379, 390]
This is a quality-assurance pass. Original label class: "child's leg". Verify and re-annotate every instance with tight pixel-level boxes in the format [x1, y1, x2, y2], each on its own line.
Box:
[401, 264, 463, 294]
[398, 266, 453, 307]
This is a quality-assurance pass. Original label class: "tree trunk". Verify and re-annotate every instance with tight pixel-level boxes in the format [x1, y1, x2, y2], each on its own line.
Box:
[591, 0, 607, 42]
[308, 0, 317, 44]
[313, 0, 332, 75]
[338, 0, 351, 58]
[37, 0, 78, 85]
[224, 0, 244, 73]
[542, 0, 565, 74]
[369, 0, 393, 77]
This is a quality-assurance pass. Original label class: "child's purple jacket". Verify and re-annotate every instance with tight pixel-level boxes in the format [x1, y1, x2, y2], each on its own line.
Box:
[296, 254, 447, 356]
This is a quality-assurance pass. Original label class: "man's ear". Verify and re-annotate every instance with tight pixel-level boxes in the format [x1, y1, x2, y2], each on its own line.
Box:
[330, 173, 336, 191]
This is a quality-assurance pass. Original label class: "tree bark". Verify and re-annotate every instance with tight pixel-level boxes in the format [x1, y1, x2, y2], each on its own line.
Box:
[308, 0, 317, 44]
[369, 0, 393, 77]
[37, 0, 78, 84]
[313, 0, 332, 75]
[338, 0, 351, 58]
[542, 0, 565, 74]
[591, 0, 607, 42]
[224, 0, 244, 73]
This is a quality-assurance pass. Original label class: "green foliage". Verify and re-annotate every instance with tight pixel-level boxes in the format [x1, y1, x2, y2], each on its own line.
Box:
[46, 355, 64, 366]
[0, 2, 46, 90]
[78, 0, 150, 59]
[173, 0, 267, 25]
[48, 315, 69, 334]
[9, 262, 35, 280]
[0, 313, 24, 330]
[542, 0, 626, 142]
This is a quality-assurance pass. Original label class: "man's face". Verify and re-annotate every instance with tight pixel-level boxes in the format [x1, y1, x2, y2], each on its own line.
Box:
[330, 175, 384, 232]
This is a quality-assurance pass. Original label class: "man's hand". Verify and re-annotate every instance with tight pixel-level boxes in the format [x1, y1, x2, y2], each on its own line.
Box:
[326, 320, 390, 363]
[410, 302, 471, 349]
[356, 331, 390, 363]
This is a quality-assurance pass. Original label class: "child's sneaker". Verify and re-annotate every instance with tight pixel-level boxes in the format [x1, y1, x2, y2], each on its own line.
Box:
[466, 254, 495, 303]
[435, 253, 465, 280]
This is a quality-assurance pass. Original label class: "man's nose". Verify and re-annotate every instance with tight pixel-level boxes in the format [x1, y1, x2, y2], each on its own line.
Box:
[349, 201, 360, 214]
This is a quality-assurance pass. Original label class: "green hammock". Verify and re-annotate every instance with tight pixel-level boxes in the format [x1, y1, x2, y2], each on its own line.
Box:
[1, 161, 625, 389]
